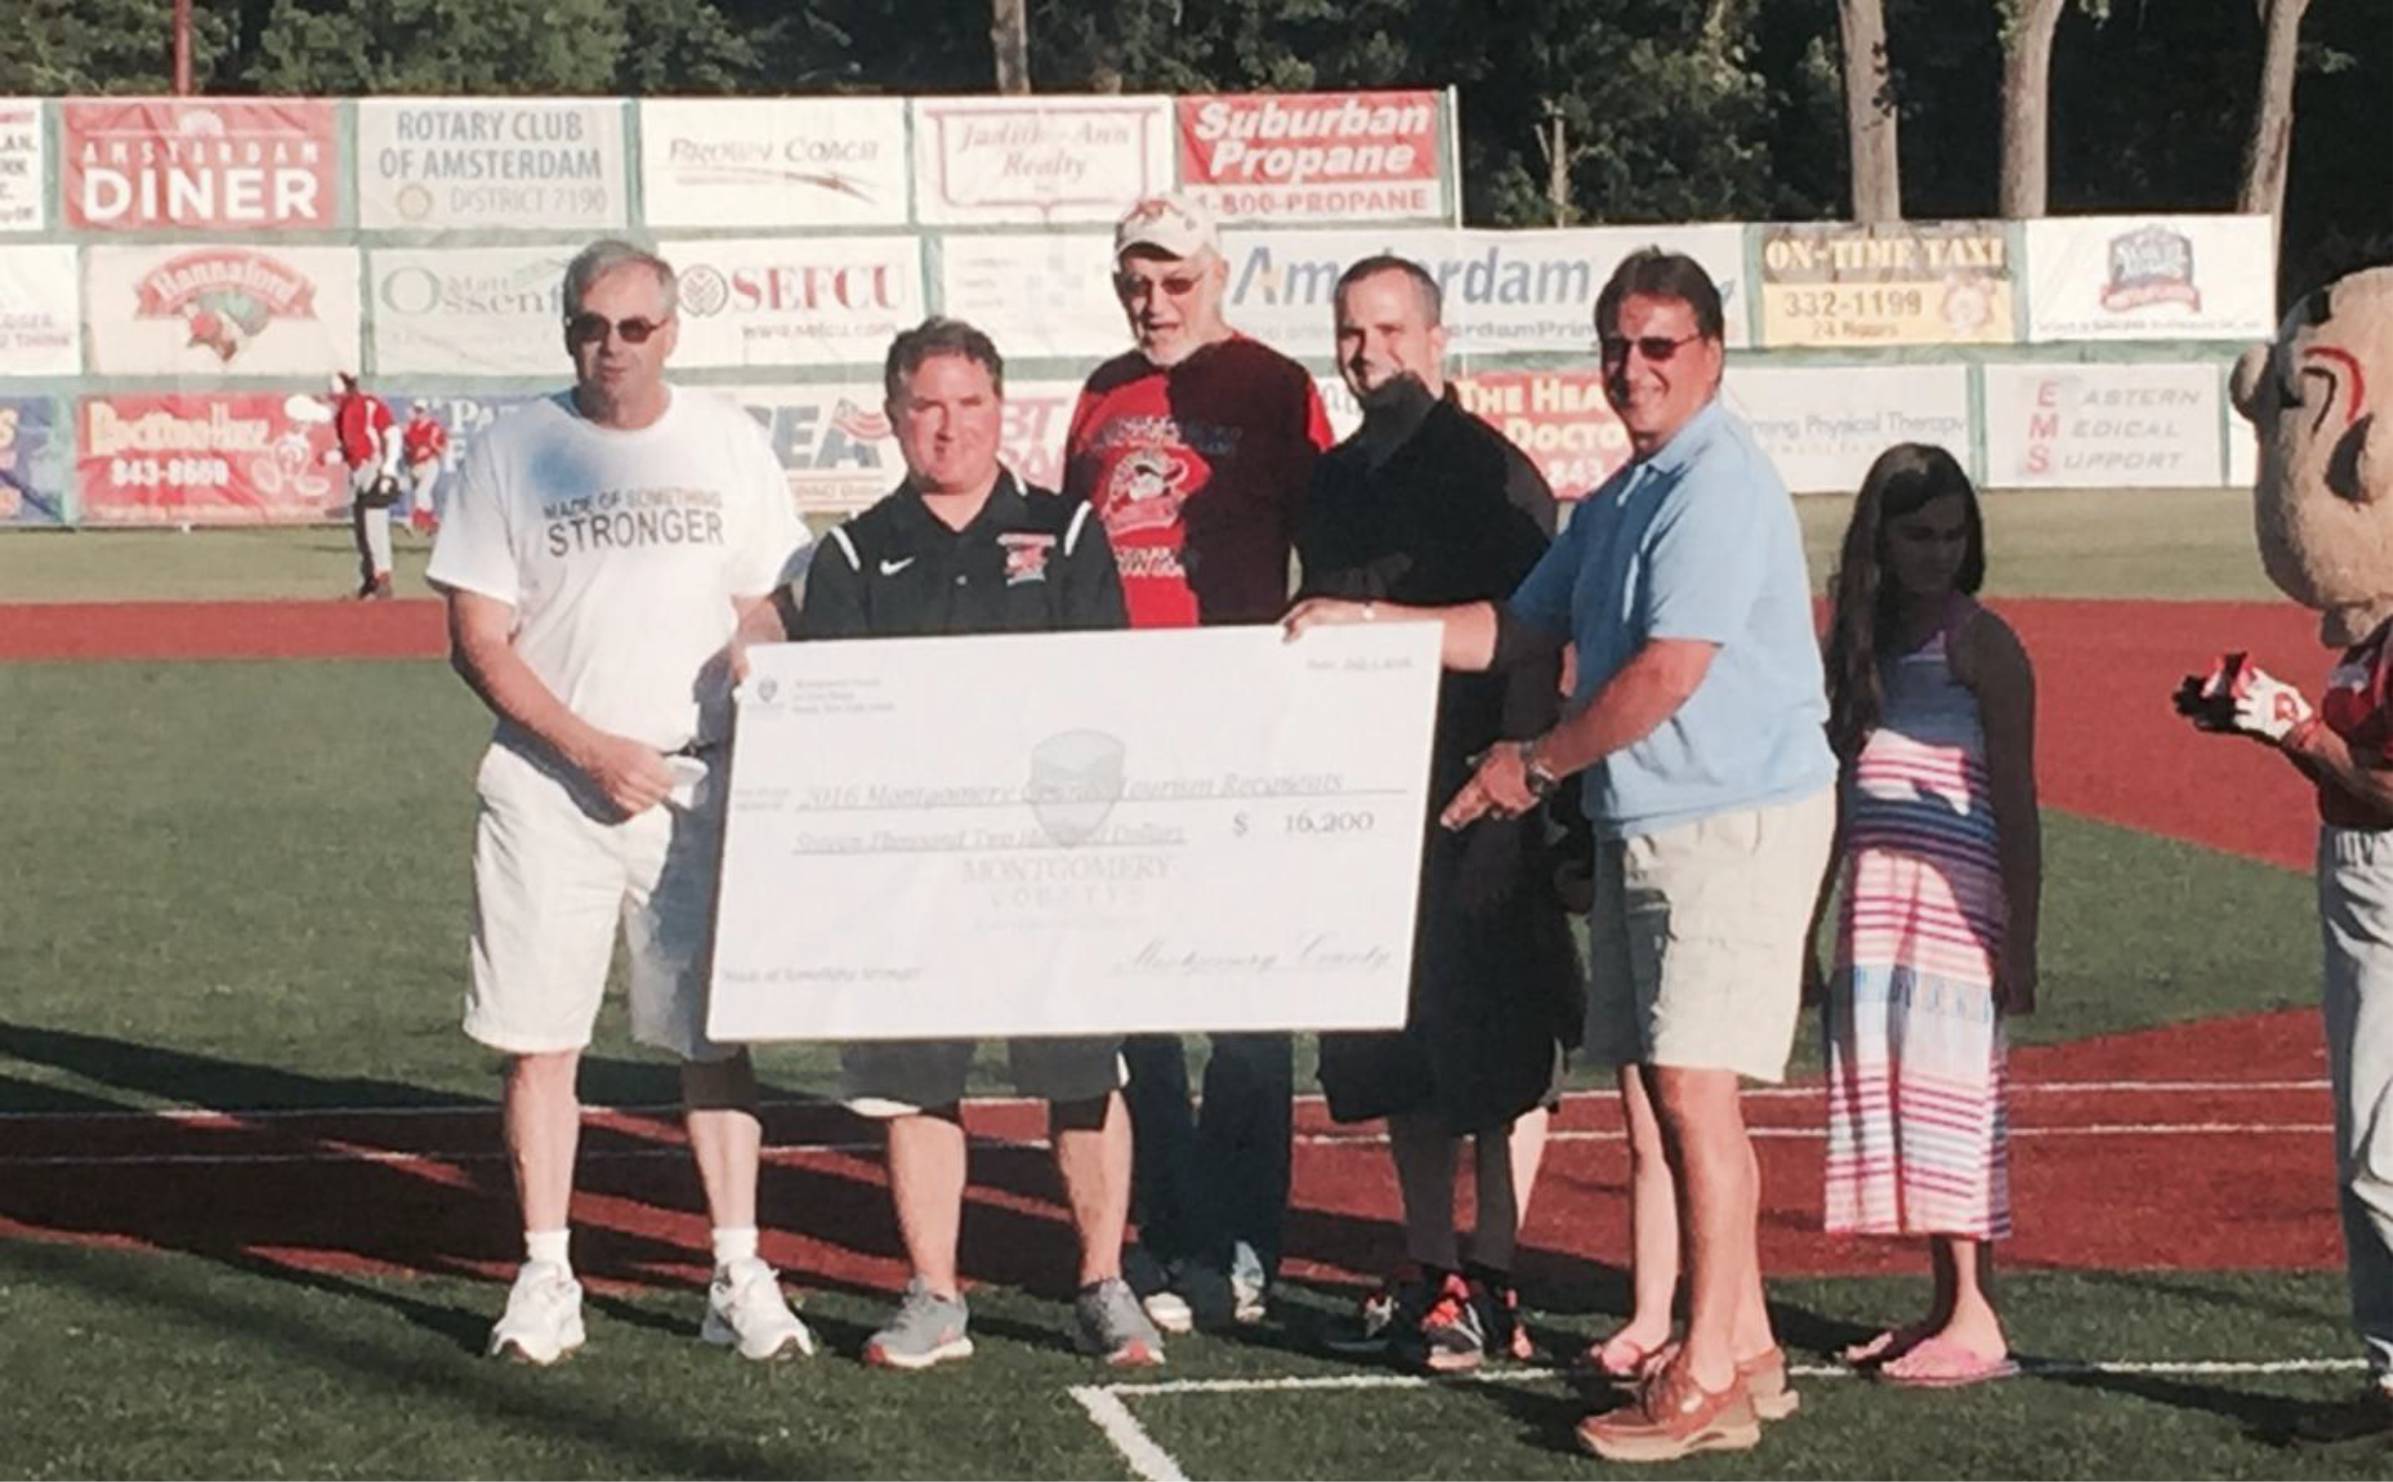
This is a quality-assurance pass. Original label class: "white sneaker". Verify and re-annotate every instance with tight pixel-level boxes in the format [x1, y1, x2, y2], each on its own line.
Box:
[701, 1257, 818, 1361]
[488, 1261, 586, 1366]
[1229, 1240, 1269, 1326]
[1141, 1288, 1195, 1335]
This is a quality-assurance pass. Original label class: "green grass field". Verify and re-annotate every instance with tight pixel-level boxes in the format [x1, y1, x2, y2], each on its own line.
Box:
[4, 489, 2374, 1481]
[0, 485, 2281, 604]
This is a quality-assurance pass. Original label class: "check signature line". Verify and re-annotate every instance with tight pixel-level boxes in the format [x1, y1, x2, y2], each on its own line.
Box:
[775, 789, 1412, 813]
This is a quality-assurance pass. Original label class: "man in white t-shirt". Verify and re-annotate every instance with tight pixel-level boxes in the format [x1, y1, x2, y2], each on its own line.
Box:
[426, 239, 816, 1367]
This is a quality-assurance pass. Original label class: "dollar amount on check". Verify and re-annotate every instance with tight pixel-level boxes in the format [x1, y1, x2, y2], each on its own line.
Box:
[708, 624, 1442, 1041]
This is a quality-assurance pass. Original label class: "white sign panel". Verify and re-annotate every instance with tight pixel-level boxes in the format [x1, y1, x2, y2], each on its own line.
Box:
[357, 99, 626, 231]
[1722, 363, 1972, 494]
[912, 96, 1174, 225]
[734, 379, 1092, 517]
[1984, 361, 2227, 489]
[368, 245, 575, 376]
[0, 100, 43, 232]
[0, 245, 79, 375]
[2025, 215, 2276, 342]
[1217, 223, 1750, 359]
[710, 625, 1437, 1040]
[85, 244, 360, 378]
[936, 233, 1122, 361]
[664, 235, 925, 370]
[640, 97, 908, 228]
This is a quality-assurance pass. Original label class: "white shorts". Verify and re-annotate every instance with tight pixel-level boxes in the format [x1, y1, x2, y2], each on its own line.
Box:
[464, 739, 732, 1062]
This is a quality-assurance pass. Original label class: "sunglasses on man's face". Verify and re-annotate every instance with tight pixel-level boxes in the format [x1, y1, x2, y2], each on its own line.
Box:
[1598, 333, 1702, 366]
[1114, 271, 1206, 303]
[566, 312, 672, 347]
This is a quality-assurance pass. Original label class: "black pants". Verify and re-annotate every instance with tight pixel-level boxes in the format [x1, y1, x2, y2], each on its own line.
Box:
[1122, 1031, 1292, 1277]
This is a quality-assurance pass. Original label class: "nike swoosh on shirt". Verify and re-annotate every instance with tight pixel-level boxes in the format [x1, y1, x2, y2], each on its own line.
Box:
[879, 558, 916, 575]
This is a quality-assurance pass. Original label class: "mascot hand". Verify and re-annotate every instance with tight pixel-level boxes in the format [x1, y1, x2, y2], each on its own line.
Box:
[2227, 665, 2315, 743]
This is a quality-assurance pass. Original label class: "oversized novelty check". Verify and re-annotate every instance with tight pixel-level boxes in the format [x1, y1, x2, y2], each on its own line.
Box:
[707, 624, 1441, 1041]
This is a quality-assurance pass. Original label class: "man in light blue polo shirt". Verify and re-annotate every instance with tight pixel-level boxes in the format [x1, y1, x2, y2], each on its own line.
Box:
[1285, 248, 1833, 1463]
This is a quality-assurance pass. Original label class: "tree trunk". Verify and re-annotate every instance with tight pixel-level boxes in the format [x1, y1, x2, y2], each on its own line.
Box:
[2239, 0, 2313, 240]
[991, 0, 1030, 95]
[1546, 112, 1573, 227]
[1839, 0, 1901, 221]
[1998, 0, 2066, 218]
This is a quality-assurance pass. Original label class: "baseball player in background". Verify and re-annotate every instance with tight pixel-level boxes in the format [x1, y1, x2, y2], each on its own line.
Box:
[328, 372, 403, 600]
[401, 404, 450, 536]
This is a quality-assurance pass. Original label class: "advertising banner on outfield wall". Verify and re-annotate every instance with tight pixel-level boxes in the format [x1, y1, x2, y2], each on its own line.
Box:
[1176, 91, 1448, 225]
[386, 390, 541, 511]
[0, 396, 64, 525]
[356, 99, 626, 232]
[666, 235, 925, 370]
[63, 99, 339, 232]
[0, 100, 44, 232]
[2024, 215, 2275, 342]
[76, 391, 345, 524]
[639, 98, 909, 229]
[1759, 221, 2014, 347]
[912, 96, 1174, 226]
[937, 232, 1122, 362]
[1452, 369, 1630, 500]
[1722, 363, 1972, 494]
[86, 244, 361, 378]
[368, 245, 575, 376]
[0, 245, 81, 376]
[731, 380, 1087, 516]
[1218, 223, 1748, 360]
[1983, 362, 2225, 488]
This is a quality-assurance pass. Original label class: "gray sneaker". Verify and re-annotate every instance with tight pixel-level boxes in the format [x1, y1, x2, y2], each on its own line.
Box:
[862, 1278, 974, 1371]
[1229, 1239, 1270, 1325]
[1076, 1277, 1167, 1367]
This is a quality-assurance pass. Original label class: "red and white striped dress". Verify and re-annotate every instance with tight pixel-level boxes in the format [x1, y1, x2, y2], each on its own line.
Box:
[1823, 608, 2012, 1239]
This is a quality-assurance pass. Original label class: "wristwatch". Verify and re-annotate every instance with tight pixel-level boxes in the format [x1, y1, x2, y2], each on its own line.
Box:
[1516, 737, 1561, 802]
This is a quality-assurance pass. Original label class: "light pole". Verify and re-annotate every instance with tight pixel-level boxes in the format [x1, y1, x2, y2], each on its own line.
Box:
[173, 0, 193, 94]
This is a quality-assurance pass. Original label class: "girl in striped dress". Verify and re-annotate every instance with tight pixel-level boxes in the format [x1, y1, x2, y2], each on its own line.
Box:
[1812, 443, 2042, 1387]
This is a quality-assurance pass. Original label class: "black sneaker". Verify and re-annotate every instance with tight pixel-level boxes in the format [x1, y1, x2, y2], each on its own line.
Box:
[1416, 1270, 1488, 1373]
[1322, 1265, 1436, 1356]
[1464, 1263, 1536, 1363]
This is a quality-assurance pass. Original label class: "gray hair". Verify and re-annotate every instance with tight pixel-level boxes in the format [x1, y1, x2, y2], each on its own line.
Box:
[562, 239, 678, 318]
[1336, 254, 1443, 327]
[883, 317, 1006, 404]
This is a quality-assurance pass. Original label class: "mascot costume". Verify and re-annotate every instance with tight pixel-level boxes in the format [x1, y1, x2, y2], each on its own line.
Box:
[2183, 263, 2393, 1439]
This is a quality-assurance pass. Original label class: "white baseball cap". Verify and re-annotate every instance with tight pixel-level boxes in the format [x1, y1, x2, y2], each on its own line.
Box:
[1114, 193, 1220, 261]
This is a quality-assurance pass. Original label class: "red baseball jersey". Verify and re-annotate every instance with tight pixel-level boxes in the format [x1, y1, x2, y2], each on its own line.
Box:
[402, 413, 449, 466]
[1063, 336, 1332, 628]
[2319, 621, 2393, 827]
[334, 393, 393, 471]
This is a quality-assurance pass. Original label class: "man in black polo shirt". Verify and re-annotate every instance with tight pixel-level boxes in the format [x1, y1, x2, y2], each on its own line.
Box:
[782, 317, 1160, 1371]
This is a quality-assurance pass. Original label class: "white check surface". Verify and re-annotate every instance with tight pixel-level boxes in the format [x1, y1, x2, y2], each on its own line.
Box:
[708, 624, 1441, 1040]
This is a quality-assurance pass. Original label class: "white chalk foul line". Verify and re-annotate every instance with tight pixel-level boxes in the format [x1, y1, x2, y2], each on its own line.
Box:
[0, 1077, 2332, 1125]
[0, 1120, 2340, 1169]
[1068, 1386, 1190, 1482]
[1070, 1356, 2371, 1480]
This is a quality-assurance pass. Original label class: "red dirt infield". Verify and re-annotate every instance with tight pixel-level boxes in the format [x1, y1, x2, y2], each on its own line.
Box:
[0, 1010, 2339, 1300]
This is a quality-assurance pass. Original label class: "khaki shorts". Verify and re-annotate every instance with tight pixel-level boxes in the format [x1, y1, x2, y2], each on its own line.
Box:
[463, 740, 733, 1063]
[1585, 788, 1835, 1084]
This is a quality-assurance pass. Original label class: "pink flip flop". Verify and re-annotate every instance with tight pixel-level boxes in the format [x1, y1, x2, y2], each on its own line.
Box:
[1873, 1336, 2020, 1389]
[1580, 1330, 1660, 1380]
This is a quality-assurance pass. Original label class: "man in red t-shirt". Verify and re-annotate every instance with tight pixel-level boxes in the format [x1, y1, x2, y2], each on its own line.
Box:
[325, 372, 403, 599]
[401, 405, 451, 537]
[1063, 192, 1333, 1331]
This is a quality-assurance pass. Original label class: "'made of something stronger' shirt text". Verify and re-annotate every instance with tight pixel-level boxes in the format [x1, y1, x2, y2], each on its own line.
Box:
[426, 388, 809, 752]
